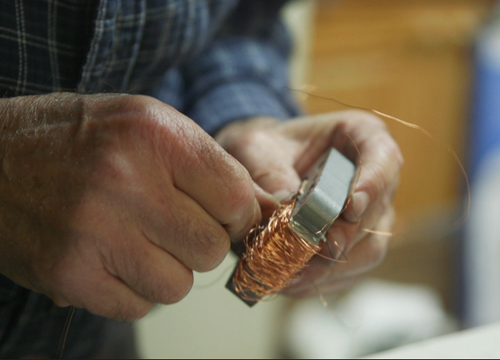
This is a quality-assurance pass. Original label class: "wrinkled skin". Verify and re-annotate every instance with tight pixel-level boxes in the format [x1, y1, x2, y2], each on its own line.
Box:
[0, 93, 402, 320]
[0, 93, 263, 321]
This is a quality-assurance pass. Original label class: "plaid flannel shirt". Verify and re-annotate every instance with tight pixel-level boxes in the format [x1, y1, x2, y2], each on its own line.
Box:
[0, 0, 299, 357]
[0, 0, 299, 134]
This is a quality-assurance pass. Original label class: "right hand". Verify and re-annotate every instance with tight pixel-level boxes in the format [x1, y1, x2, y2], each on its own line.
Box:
[0, 93, 261, 320]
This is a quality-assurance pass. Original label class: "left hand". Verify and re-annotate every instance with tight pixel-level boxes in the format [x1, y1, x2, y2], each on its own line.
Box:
[216, 111, 403, 297]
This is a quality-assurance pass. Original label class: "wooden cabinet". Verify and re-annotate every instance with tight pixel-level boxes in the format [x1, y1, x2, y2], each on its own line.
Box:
[305, 0, 493, 308]
[307, 0, 491, 218]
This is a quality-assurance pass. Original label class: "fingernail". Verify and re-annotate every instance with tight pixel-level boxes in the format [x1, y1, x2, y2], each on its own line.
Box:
[351, 191, 370, 221]
[273, 190, 293, 201]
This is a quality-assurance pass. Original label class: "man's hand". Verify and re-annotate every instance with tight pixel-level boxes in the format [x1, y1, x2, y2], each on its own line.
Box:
[216, 111, 403, 296]
[0, 93, 261, 320]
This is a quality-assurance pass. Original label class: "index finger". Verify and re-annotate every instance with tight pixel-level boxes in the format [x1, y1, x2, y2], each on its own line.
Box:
[334, 113, 403, 222]
[155, 106, 261, 241]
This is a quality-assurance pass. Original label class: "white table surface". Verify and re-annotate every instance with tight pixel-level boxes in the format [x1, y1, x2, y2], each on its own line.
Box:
[366, 322, 500, 359]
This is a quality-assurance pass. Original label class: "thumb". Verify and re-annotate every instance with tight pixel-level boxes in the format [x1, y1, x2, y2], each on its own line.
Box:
[249, 154, 301, 197]
[253, 182, 280, 220]
[221, 127, 301, 198]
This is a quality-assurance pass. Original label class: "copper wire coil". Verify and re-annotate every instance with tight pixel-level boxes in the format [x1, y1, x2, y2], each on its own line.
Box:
[232, 196, 323, 301]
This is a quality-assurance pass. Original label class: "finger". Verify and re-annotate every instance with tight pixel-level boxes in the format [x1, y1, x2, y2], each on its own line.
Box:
[316, 201, 392, 263]
[324, 232, 390, 281]
[80, 180, 233, 273]
[284, 234, 388, 296]
[253, 182, 279, 221]
[59, 271, 155, 322]
[283, 208, 394, 295]
[278, 201, 391, 270]
[140, 189, 232, 272]
[111, 238, 194, 305]
[87, 278, 155, 321]
[159, 109, 261, 238]
[341, 124, 403, 222]
[281, 111, 402, 223]
[224, 130, 302, 195]
[236, 185, 276, 256]
[319, 208, 394, 281]
[351, 201, 394, 247]
[323, 217, 361, 260]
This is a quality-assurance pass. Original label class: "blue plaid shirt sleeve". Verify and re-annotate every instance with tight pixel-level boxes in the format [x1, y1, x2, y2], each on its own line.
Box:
[181, 0, 301, 135]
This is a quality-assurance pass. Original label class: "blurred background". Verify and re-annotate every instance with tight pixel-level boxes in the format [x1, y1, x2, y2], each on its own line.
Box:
[135, 0, 500, 358]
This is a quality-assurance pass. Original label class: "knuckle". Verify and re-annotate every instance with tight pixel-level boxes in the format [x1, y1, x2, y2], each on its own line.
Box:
[253, 166, 296, 191]
[163, 272, 193, 305]
[118, 97, 164, 135]
[197, 236, 230, 272]
[114, 301, 154, 321]
[363, 113, 387, 129]
[127, 302, 154, 321]
[343, 110, 387, 129]
[95, 95, 167, 138]
[226, 129, 268, 153]
[185, 222, 230, 272]
[114, 94, 156, 118]
[241, 130, 270, 147]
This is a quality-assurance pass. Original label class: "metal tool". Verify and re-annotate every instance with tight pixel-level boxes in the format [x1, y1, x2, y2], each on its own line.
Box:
[290, 148, 356, 245]
[227, 148, 356, 306]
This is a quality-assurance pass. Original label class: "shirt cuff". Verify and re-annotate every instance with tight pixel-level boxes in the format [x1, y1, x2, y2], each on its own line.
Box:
[186, 80, 301, 135]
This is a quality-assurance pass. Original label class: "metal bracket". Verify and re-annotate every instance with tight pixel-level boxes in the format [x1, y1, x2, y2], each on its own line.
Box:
[290, 148, 356, 245]
[227, 148, 356, 306]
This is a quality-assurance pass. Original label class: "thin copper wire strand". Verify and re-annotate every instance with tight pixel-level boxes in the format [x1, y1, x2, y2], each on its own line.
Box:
[363, 229, 393, 236]
[58, 306, 75, 359]
[233, 197, 322, 300]
[316, 242, 348, 263]
[291, 89, 471, 231]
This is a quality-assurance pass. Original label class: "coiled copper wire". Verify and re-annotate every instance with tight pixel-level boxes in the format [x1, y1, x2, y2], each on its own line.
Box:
[232, 196, 323, 300]
[232, 91, 472, 302]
